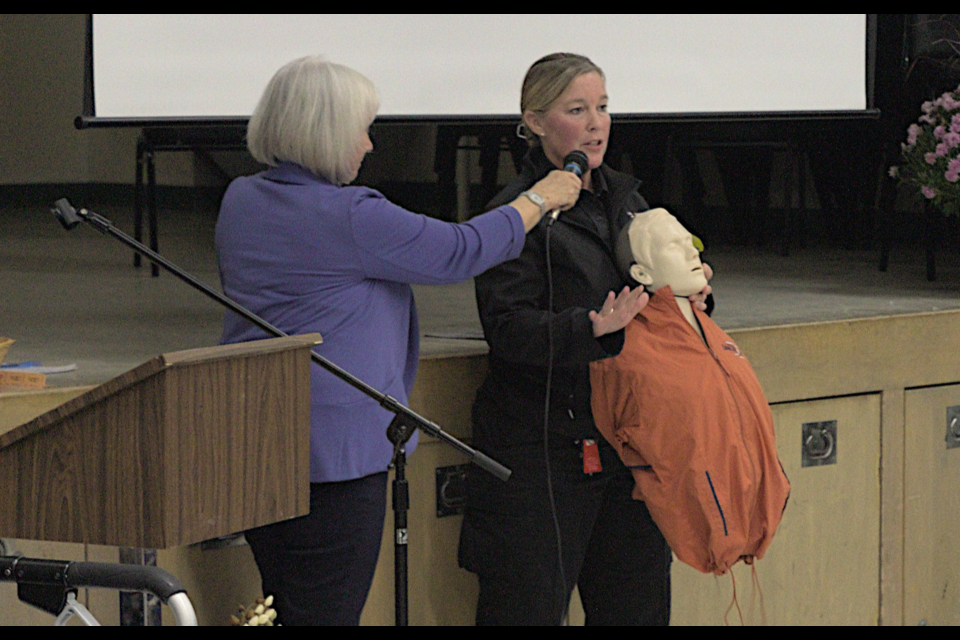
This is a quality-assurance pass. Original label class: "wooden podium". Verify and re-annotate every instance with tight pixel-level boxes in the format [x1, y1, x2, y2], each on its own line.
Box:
[0, 335, 318, 549]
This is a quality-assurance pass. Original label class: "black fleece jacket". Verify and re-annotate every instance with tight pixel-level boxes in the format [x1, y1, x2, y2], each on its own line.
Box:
[472, 146, 650, 448]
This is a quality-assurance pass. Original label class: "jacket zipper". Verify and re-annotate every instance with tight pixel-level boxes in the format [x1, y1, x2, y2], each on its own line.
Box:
[669, 297, 762, 493]
[705, 470, 728, 536]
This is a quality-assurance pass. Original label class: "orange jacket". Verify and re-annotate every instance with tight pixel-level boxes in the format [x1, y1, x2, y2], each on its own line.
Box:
[590, 287, 790, 575]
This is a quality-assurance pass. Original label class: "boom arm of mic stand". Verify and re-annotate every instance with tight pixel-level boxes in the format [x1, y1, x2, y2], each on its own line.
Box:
[50, 199, 511, 482]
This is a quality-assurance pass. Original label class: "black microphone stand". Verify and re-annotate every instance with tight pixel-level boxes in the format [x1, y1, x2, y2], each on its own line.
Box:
[50, 198, 511, 627]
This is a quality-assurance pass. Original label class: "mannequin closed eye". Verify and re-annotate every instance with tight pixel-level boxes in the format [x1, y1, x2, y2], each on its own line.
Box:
[667, 241, 704, 276]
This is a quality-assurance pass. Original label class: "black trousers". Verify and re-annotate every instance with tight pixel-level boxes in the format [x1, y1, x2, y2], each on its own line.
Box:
[244, 472, 388, 626]
[459, 440, 672, 626]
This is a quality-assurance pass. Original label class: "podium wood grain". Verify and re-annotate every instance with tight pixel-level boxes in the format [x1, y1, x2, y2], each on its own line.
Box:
[0, 335, 317, 549]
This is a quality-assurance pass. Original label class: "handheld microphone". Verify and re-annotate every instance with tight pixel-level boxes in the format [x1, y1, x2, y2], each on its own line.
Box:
[549, 150, 589, 223]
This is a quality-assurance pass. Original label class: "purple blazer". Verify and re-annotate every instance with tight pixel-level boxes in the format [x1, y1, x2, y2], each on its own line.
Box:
[215, 162, 525, 482]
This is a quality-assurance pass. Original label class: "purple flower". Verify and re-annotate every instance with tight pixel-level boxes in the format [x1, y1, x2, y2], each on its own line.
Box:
[922, 185, 937, 199]
[948, 159, 960, 183]
[952, 114, 960, 133]
[935, 125, 946, 140]
[936, 142, 949, 157]
[926, 152, 938, 165]
[945, 131, 960, 149]
[907, 123, 920, 145]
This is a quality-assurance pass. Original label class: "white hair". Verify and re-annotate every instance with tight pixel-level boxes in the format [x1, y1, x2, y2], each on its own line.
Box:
[246, 56, 379, 185]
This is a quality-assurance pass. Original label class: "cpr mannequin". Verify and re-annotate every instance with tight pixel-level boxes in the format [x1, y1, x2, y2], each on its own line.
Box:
[590, 208, 790, 576]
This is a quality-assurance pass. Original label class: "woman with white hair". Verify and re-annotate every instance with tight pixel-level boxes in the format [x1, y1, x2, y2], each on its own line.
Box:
[215, 55, 582, 626]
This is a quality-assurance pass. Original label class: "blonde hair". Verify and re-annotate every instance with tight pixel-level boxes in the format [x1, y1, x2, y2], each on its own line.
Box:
[518, 53, 605, 147]
[247, 56, 379, 185]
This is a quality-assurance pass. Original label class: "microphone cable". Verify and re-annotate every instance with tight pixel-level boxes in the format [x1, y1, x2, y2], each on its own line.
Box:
[543, 220, 567, 624]
[540, 150, 588, 624]
[514, 150, 586, 624]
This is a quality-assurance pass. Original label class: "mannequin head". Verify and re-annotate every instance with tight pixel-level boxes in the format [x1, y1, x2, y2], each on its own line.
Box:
[615, 209, 708, 297]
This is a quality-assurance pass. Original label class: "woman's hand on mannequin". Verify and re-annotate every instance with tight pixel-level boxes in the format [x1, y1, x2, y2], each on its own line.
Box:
[687, 263, 713, 311]
[590, 286, 650, 337]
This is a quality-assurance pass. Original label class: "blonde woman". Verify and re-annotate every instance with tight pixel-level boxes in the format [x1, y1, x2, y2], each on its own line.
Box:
[459, 53, 712, 626]
[216, 55, 581, 626]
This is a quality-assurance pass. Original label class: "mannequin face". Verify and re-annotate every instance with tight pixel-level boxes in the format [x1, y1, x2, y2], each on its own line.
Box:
[628, 210, 708, 296]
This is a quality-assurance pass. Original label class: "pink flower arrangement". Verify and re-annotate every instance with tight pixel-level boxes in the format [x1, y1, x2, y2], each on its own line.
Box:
[896, 84, 960, 214]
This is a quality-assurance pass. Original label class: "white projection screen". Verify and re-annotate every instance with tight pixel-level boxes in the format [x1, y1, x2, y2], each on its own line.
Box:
[88, 14, 870, 122]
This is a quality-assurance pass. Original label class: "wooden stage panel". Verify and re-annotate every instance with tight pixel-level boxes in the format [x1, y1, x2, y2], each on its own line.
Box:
[904, 385, 960, 627]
